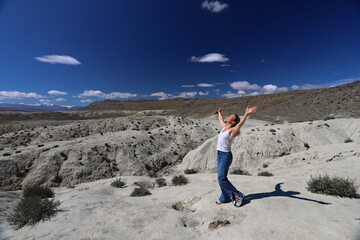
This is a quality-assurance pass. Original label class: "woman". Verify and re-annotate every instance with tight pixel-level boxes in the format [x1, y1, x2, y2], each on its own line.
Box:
[215, 105, 258, 207]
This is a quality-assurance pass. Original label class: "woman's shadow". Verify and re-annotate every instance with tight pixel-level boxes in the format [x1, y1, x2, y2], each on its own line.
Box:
[242, 182, 331, 206]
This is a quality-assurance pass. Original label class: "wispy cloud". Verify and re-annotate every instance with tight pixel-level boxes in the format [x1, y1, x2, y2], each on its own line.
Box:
[0, 91, 44, 100]
[55, 98, 66, 102]
[290, 77, 359, 90]
[48, 90, 68, 95]
[181, 83, 215, 88]
[202, 0, 228, 13]
[76, 90, 137, 99]
[35, 55, 81, 65]
[190, 53, 229, 63]
[220, 64, 230, 67]
[80, 99, 94, 103]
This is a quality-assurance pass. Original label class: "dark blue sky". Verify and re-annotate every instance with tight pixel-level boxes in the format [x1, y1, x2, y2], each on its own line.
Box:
[1, 0, 360, 107]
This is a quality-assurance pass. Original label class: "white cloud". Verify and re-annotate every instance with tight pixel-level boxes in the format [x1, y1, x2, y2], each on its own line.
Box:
[38, 99, 53, 106]
[221, 91, 242, 98]
[150, 92, 173, 100]
[220, 64, 230, 67]
[55, 98, 66, 102]
[182, 83, 215, 88]
[289, 78, 358, 91]
[263, 84, 278, 94]
[35, 55, 81, 65]
[61, 105, 75, 109]
[76, 90, 137, 99]
[202, 0, 228, 13]
[48, 90, 68, 95]
[198, 91, 209, 96]
[197, 83, 214, 87]
[80, 99, 94, 103]
[291, 85, 299, 90]
[0, 91, 44, 100]
[229, 81, 288, 95]
[178, 91, 198, 98]
[149, 91, 209, 99]
[190, 53, 229, 63]
[249, 91, 260, 96]
[230, 81, 261, 91]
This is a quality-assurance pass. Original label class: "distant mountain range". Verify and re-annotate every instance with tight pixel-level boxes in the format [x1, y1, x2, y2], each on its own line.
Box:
[0, 103, 82, 112]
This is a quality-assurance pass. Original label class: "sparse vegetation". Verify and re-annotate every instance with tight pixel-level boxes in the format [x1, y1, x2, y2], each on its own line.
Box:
[324, 116, 335, 121]
[148, 171, 158, 178]
[7, 185, 60, 229]
[3, 152, 11, 156]
[257, 171, 274, 177]
[155, 177, 167, 187]
[23, 185, 54, 199]
[111, 178, 126, 188]
[172, 174, 189, 186]
[263, 163, 269, 168]
[7, 196, 60, 230]
[184, 168, 198, 174]
[134, 181, 154, 189]
[130, 186, 151, 197]
[304, 143, 310, 149]
[306, 174, 358, 198]
[269, 129, 276, 132]
[230, 168, 251, 175]
[345, 138, 353, 143]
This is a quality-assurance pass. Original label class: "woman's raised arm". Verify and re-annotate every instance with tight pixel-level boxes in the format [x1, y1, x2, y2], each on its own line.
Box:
[232, 105, 257, 134]
[217, 107, 226, 128]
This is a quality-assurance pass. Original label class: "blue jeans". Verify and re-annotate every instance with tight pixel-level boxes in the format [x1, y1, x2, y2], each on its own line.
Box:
[217, 150, 243, 203]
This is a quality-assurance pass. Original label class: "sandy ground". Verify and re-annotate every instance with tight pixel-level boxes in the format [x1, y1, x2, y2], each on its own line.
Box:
[1, 154, 359, 240]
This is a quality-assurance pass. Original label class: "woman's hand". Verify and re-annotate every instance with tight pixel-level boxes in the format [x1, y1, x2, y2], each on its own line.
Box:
[245, 105, 257, 115]
[214, 107, 224, 115]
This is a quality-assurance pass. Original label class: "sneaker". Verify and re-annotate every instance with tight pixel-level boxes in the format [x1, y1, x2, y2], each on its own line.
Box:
[215, 200, 223, 205]
[234, 194, 244, 207]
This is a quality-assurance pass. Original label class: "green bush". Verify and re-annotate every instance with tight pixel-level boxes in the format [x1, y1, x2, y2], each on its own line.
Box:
[23, 186, 54, 199]
[130, 186, 151, 197]
[306, 174, 358, 198]
[230, 168, 251, 175]
[7, 196, 60, 230]
[269, 129, 276, 132]
[111, 178, 126, 188]
[3, 152, 11, 156]
[263, 163, 269, 168]
[257, 171, 274, 177]
[344, 138, 353, 143]
[155, 178, 167, 187]
[184, 168, 198, 174]
[304, 143, 310, 149]
[172, 174, 189, 186]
